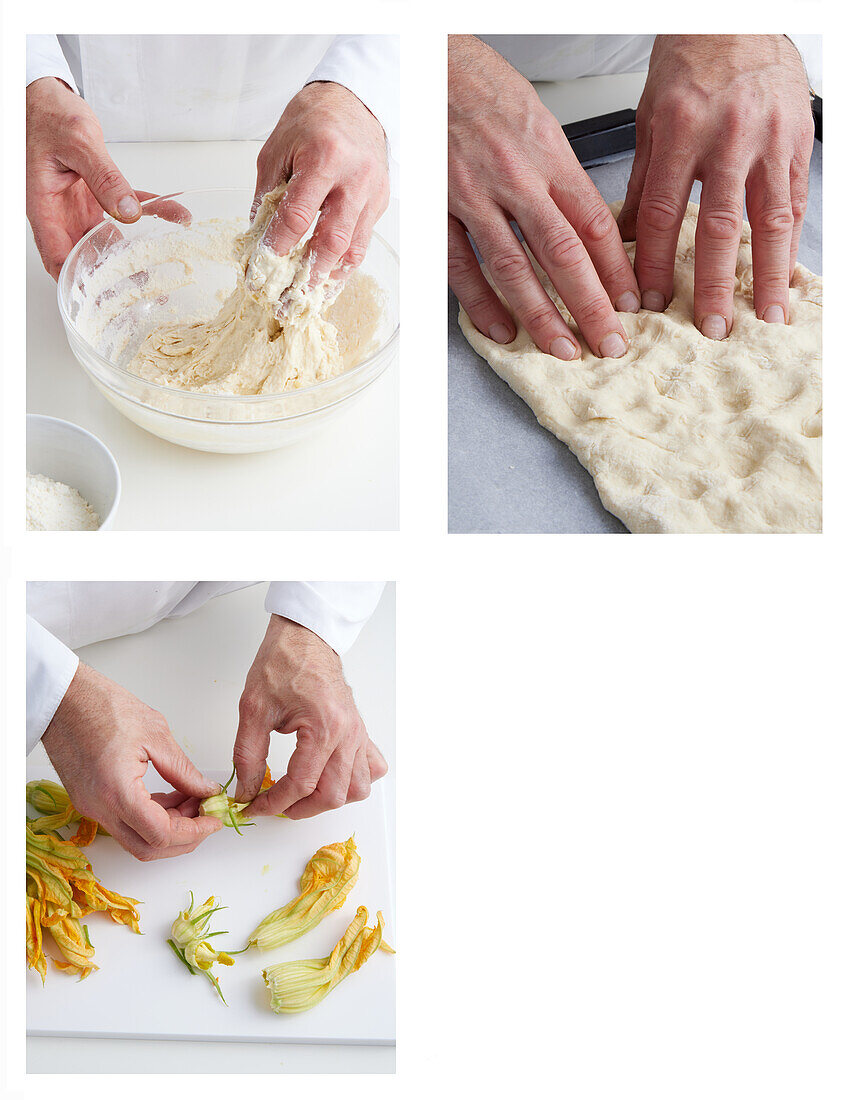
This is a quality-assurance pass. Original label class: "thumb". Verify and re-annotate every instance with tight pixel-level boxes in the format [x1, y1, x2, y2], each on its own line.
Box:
[66, 140, 141, 223]
[148, 733, 219, 800]
[233, 696, 272, 803]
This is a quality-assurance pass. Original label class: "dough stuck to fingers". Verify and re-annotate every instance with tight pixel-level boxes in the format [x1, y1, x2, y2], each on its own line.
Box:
[124, 183, 381, 395]
[459, 201, 822, 534]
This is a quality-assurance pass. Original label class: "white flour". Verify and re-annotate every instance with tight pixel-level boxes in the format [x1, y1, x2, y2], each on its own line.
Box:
[26, 472, 100, 531]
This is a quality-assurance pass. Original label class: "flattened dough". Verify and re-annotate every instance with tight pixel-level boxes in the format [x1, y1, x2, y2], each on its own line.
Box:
[459, 202, 822, 534]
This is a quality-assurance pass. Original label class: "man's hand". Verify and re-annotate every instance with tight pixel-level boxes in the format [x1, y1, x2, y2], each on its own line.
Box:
[26, 77, 145, 279]
[449, 35, 639, 361]
[253, 81, 389, 285]
[42, 664, 221, 861]
[618, 34, 814, 338]
[233, 616, 387, 820]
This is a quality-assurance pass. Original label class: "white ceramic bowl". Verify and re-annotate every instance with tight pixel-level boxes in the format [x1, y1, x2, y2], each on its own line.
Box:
[26, 414, 121, 530]
[57, 189, 399, 454]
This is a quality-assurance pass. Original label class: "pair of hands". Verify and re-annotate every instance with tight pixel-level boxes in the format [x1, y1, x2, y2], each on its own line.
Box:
[26, 76, 389, 282]
[41, 616, 387, 862]
[449, 34, 814, 356]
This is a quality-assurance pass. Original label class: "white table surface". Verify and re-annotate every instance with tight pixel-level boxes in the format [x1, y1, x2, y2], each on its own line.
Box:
[27, 583, 395, 1073]
[26, 141, 399, 531]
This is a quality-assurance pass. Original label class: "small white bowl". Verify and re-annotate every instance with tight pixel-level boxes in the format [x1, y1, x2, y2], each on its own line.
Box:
[26, 414, 121, 531]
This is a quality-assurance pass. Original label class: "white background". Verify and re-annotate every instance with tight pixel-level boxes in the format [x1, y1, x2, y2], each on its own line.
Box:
[4, 2, 850, 1099]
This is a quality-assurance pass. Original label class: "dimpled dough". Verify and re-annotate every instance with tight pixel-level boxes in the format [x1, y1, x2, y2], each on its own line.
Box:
[458, 202, 822, 533]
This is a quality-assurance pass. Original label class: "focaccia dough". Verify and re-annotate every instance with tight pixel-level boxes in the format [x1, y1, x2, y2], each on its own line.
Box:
[126, 183, 378, 395]
[459, 202, 822, 534]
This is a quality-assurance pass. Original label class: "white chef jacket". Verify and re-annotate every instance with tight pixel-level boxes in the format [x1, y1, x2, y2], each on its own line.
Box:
[25, 34, 400, 156]
[478, 35, 821, 89]
[26, 581, 384, 753]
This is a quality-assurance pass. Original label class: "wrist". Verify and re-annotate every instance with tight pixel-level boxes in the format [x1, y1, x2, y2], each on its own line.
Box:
[42, 662, 96, 749]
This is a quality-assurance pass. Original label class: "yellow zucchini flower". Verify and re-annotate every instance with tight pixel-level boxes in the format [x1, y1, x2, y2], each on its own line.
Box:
[262, 906, 393, 1014]
[167, 893, 235, 1005]
[26, 780, 104, 845]
[246, 838, 360, 951]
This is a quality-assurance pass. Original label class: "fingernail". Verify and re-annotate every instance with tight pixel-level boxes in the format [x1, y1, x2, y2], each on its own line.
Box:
[642, 290, 666, 312]
[599, 332, 628, 359]
[762, 304, 786, 324]
[700, 314, 728, 340]
[615, 291, 640, 313]
[117, 195, 141, 220]
[489, 323, 513, 344]
[550, 335, 579, 361]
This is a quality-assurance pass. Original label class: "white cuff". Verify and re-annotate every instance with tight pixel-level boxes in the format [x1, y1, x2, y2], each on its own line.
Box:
[26, 34, 79, 94]
[27, 617, 79, 753]
[265, 582, 385, 655]
[307, 35, 400, 161]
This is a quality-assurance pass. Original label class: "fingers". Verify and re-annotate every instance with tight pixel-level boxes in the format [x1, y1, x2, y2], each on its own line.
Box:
[245, 734, 334, 818]
[471, 208, 581, 361]
[347, 747, 373, 803]
[110, 785, 221, 862]
[30, 217, 75, 281]
[135, 191, 193, 227]
[285, 745, 357, 820]
[448, 214, 516, 344]
[233, 695, 272, 803]
[633, 155, 695, 312]
[366, 740, 388, 781]
[261, 171, 332, 257]
[335, 208, 374, 276]
[517, 197, 629, 358]
[617, 110, 651, 242]
[147, 734, 220, 800]
[563, 191, 640, 315]
[306, 189, 360, 283]
[64, 141, 141, 223]
[788, 154, 810, 280]
[746, 163, 794, 324]
[693, 173, 746, 339]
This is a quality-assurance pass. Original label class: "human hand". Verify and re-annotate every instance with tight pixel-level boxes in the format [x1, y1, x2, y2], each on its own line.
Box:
[448, 34, 639, 360]
[26, 77, 148, 279]
[618, 34, 814, 338]
[233, 616, 387, 820]
[41, 663, 222, 861]
[252, 81, 389, 285]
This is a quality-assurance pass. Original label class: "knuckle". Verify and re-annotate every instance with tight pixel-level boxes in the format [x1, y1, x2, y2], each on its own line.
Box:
[280, 201, 314, 237]
[577, 203, 615, 246]
[316, 224, 352, 258]
[572, 295, 613, 328]
[756, 204, 794, 237]
[655, 97, 700, 137]
[292, 777, 317, 801]
[487, 248, 529, 287]
[540, 226, 585, 273]
[66, 116, 99, 148]
[520, 301, 558, 334]
[639, 195, 682, 235]
[344, 243, 367, 268]
[701, 209, 741, 243]
[90, 166, 125, 196]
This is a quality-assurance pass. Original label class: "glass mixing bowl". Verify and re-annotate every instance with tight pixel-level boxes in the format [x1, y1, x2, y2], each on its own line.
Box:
[57, 189, 399, 453]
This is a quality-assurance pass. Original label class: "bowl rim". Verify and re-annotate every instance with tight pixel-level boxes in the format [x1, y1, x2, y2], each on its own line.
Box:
[26, 413, 122, 530]
[57, 187, 400, 406]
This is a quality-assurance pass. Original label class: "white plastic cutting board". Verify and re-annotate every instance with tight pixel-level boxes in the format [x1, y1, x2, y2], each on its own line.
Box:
[27, 766, 395, 1044]
[26, 584, 395, 1045]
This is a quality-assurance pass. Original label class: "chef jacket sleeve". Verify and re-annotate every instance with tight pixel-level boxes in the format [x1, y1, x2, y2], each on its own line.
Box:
[27, 616, 79, 753]
[306, 35, 400, 160]
[265, 582, 385, 655]
[26, 34, 79, 93]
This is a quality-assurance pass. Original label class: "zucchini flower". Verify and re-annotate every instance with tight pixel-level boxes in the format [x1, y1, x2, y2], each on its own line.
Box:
[26, 822, 140, 982]
[262, 906, 393, 1014]
[48, 916, 97, 980]
[199, 765, 275, 833]
[167, 893, 235, 1004]
[246, 838, 360, 952]
[26, 779, 104, 845]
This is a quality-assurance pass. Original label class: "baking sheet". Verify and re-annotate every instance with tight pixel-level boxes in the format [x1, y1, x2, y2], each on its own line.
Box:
[448, 142, 822, 534]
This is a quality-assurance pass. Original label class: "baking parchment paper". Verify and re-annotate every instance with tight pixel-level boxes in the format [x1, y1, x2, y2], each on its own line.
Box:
[448, 141, 822, 534]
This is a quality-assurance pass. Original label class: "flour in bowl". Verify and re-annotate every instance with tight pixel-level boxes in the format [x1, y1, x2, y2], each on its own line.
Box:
[26, 472, 100, 531]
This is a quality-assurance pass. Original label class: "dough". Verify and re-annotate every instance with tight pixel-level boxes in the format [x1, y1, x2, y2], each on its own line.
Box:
[126, 183, 381, 395]
[459, 202, 822, 534]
